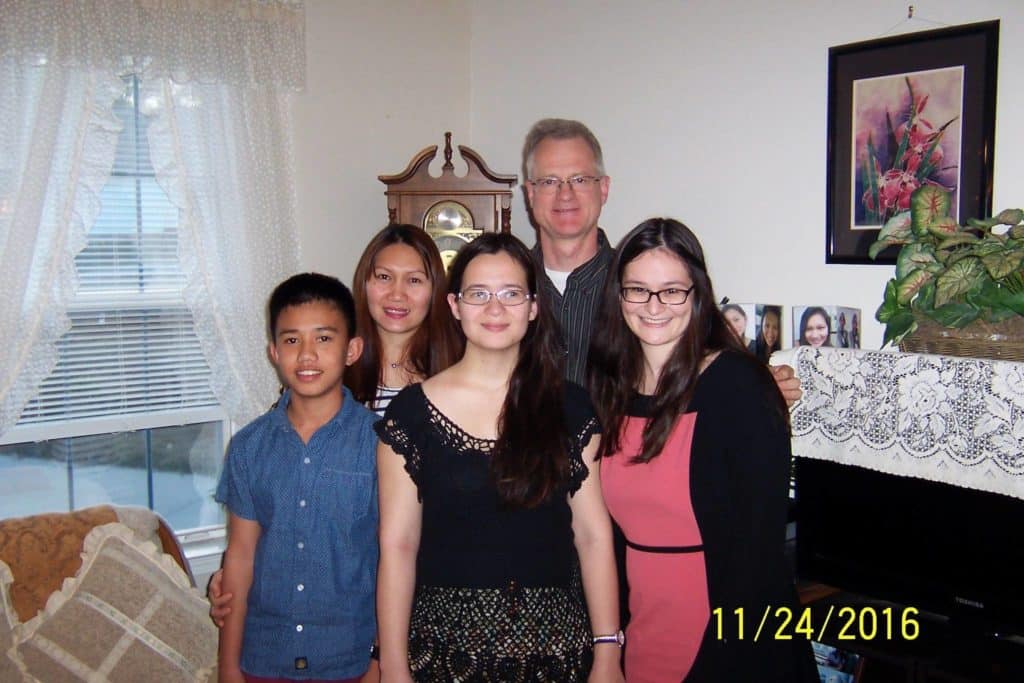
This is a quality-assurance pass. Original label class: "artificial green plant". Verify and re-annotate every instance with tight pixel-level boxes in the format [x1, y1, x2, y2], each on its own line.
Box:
[870, 184, 1024, 346]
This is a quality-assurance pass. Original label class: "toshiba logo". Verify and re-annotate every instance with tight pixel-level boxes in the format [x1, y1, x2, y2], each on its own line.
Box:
[954, 596, 985, 609]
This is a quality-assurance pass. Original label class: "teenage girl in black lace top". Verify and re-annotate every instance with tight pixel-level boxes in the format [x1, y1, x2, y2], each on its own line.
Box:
[375, 233, 624, 683]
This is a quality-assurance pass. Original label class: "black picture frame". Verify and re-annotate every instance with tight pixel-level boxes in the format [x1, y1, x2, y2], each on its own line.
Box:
[825, 21, 998, 264]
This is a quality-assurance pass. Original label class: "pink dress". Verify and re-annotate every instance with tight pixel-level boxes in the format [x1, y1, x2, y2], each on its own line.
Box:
[601, 412, 710, 683]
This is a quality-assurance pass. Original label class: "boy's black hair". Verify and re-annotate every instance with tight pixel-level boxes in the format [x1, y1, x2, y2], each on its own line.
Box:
[268, 272, 356, 338]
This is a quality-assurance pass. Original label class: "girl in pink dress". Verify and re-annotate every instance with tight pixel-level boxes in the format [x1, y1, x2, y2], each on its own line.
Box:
[588, 218, 816, 682]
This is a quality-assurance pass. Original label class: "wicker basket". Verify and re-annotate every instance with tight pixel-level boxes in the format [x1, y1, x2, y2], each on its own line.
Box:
[899, 315, 1024, 361]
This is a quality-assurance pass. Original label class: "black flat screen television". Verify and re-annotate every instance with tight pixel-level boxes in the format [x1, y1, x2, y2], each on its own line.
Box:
[795, 457, 1024, 636]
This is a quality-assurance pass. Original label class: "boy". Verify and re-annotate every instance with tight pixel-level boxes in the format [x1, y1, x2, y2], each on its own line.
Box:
[217, 273, 378, 683]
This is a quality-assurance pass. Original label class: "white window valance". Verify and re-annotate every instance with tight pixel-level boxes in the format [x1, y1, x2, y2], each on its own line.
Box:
[1, 0, 305, 89]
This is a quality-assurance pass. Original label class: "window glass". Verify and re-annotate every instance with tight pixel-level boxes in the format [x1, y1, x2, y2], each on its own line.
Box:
[0, 422, 223, 530]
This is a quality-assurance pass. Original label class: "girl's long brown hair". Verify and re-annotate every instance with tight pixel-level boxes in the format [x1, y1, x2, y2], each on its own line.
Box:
[588, 217, 787, 463]
[447, 232, 569, 508]
[346, 224, 462, 405]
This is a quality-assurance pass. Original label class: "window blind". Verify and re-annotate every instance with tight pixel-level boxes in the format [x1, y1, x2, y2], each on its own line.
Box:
[14, 76, 217, 431]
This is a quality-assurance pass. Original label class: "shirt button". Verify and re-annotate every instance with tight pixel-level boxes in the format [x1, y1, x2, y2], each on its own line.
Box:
[297, 583, 304, 591]
[304, 457, 310, 464]
[299, 499, 306, 508]
[296, 624, 303, 632]
[297, 541, 304, 550]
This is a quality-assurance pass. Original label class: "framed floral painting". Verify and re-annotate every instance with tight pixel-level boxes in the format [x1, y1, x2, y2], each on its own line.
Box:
[825, 21, 998, 264]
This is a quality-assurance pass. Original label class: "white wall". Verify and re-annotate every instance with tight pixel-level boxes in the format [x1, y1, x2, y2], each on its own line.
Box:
[293, 0, 1024, 350]
[293, 0, 471, 285]
[467, 0, 1024, 349]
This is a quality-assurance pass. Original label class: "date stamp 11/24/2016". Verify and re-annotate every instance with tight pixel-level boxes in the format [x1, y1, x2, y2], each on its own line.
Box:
[711, 605, 921, 643]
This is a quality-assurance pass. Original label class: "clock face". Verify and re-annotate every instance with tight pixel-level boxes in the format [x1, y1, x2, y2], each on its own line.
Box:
[425, 201, 474, 232]
[424, 201, 481, 270]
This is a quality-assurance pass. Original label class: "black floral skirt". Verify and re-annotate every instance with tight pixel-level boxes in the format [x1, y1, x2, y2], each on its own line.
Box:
[408, 581, 593, 682]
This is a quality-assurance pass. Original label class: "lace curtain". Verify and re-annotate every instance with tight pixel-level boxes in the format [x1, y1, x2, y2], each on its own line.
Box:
[143, 78, 301, 425]
[0, 63, 124, 432]
[0, 0, 304, 432]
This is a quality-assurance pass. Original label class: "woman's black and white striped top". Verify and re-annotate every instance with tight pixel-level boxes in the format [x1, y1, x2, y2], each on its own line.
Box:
[371, 384, 403, 417]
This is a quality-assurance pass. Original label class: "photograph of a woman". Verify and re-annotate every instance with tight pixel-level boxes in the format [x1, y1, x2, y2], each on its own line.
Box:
[755, 305, 782, 363]
[796, 306, 832, 348]
[721, 303, 756, 354]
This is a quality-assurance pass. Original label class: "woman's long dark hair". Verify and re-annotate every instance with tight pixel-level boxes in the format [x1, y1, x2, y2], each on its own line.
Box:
[798, 306, 833, 347]
[347, 224, 462, 405]
[588, 217, 786, 463]
[447, 232, 568, 507]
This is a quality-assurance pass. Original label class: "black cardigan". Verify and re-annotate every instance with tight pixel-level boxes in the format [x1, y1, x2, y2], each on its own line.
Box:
[617, 351, 817, 682]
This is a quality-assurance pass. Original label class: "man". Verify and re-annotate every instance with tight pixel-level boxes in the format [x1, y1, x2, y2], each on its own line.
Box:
[523, 119, 614, 386]
[521, 118, 801, 399]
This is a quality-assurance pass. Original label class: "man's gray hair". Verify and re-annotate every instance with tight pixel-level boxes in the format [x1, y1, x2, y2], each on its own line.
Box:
[522, 118, 605, 180]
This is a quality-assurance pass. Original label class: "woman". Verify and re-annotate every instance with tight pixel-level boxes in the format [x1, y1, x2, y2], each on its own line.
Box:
[376, 232, 623, 682]
[347, 223, 462, 414]
[798, 306, 832, 348]
[587, 218, 816, 682]
[755, 305, 782, 364]
[721, 303, 756, 354]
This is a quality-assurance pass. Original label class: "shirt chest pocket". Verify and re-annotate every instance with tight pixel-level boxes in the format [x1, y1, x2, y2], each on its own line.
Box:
[314, 467, 373, 527]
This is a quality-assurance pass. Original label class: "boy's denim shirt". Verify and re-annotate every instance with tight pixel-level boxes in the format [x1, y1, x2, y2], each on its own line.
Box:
[216, 387, 378, 679]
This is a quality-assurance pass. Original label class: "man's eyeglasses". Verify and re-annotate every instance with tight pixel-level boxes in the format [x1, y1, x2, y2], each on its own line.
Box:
[620, 286, 693, 305]
[458, 287, 534, 306]
[528, 175, 603, 195]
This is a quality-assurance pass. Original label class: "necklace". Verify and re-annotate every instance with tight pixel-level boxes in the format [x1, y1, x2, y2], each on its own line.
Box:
[390, 362, 400, 369]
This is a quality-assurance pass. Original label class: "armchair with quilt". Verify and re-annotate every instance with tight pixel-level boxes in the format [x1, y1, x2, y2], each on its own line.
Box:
[0, 504, 217, 682]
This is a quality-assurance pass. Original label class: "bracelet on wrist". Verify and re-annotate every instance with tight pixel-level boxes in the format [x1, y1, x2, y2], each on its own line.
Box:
[591, 629, 625, 648]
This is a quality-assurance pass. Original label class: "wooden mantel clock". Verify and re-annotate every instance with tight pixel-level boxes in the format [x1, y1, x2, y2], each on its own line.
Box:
[379, 132, 517, 269]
